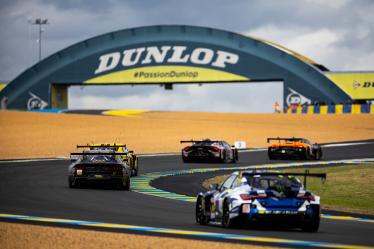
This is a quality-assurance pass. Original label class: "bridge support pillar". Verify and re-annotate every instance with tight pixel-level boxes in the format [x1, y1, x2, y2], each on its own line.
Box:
[51, 84, 68, 109]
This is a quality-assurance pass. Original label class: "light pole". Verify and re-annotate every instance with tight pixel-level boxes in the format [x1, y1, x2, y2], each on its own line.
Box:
[29, 18, 49, 62]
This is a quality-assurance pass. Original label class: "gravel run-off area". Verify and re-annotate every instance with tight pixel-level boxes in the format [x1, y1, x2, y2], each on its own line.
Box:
[1, 110, 374, 159]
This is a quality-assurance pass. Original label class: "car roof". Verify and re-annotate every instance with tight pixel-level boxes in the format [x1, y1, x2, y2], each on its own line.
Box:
[238, 170, 280, 175]
[83, 149, 114, 153]
[195, 139, 225, 143]
[92, 143, 125, 146]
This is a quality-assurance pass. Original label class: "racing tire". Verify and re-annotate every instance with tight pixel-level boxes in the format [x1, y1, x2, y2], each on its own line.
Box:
[131, 169, 137, 177]
[118, 177, 130, 191]
[133, 169, 138, 177]
[302, 148, 309, 160]
[302, 216, 320, 232]
[314, 148, 322, 160]
[195, 196, 209, 225]
[268, 152, 276, 160]
[221, 152, 227, 163]
[68, 178, 76, 188]
[231, 150, 238, 163]
[268, 148, 276, 160]
[302, 205, 320, 232]
[131, 158, 139, 177]
[222, 200, 240, 228]
[235, 150, 239, 162]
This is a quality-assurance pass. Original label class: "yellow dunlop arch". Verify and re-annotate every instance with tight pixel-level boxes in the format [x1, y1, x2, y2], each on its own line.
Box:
[325, 73, 374, 100]
[250, 36, 319, 65]
[85, 66, 249, 84]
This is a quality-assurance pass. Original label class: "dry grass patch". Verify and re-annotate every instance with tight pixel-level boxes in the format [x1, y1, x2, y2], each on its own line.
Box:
[0, 222, 280, 249]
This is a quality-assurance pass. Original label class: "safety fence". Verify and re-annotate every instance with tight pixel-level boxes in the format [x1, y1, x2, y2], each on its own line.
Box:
[287, 103, 374, 114]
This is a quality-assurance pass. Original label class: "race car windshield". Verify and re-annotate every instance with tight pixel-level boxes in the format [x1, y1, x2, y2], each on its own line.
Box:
[194, 141, 219, 146]
[83, 155, 116, 162]
[93, 147, 117, 151]
[286, 139, 301, 143]
[244, 175, 302, 190]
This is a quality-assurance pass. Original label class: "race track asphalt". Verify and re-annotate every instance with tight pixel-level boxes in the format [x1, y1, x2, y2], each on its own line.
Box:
[0, 142, 373, 248]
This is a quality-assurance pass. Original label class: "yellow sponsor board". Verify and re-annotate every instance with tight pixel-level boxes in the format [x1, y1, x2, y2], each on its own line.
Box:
[320, 105, 328, 114]
[84, 66, 249, 84]
[325, 73, 374, 99]
[102, 109, 149, 117]
[0, 83, 6, 92]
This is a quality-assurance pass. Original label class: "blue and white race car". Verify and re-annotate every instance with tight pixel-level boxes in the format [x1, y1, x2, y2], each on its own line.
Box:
[196, 170, 326, 232]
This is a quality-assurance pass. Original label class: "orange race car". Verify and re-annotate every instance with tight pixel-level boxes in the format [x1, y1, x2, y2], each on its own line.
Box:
[267, 137, 322, 160]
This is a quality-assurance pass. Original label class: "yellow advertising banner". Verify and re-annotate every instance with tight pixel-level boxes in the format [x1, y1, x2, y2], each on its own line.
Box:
[85, 66, 249, 84]
[0, 83, 6, 92]
[325, 72, 374, 100]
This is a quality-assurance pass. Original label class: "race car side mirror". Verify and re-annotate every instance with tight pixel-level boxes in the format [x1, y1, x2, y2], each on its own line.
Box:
[70, 155, 78, 163]
[128, 150, 134, 153]
[209, 183, 219, 191]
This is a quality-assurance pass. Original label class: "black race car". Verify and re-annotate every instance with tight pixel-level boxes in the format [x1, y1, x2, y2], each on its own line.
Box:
[76, 143, 139, 177]
[68, 150, 131, 190]
[181, 139, 238, 163]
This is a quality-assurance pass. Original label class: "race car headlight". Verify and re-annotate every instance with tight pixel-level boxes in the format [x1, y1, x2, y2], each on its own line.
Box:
[76, 169, 83, 176]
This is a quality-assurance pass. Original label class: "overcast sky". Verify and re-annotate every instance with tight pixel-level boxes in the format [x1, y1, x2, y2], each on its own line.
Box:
[1, 0, 373, 112]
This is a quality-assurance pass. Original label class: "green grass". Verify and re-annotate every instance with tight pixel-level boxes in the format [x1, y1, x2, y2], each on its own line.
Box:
[202, 164, 374, 215]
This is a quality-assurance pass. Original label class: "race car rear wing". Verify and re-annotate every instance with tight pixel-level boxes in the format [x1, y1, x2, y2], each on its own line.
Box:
[180, 140, 221, 144]
[76, 144, 126, 148]
[267, 137, 304, 143]
[76, 145, 133, 153]
[242, 170, 326, 189]
[71, 152, 128, 155]
[70, 152, 129, 162]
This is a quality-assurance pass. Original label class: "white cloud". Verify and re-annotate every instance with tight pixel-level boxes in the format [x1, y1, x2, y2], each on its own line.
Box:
[246, 24, 374, 71]
[69, 83, 283, 113]
[304, 0, 351, 8]
[1, 0, 374, 112]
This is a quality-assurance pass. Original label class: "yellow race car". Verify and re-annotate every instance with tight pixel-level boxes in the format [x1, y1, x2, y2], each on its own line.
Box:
[77, 143, 139, 176]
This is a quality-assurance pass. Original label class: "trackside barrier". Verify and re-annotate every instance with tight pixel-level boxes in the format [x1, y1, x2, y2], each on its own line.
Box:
[287, 103, 374, 114]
